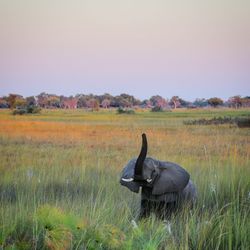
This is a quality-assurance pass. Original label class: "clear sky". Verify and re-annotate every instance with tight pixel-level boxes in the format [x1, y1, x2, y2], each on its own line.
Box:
[0, 0, 249, 101]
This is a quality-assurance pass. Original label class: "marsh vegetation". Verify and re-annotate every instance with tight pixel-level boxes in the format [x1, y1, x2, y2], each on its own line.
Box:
[0, 108, 249, 249]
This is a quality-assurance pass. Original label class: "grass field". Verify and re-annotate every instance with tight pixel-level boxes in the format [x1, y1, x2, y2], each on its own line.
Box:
[0, 108, 249, 250]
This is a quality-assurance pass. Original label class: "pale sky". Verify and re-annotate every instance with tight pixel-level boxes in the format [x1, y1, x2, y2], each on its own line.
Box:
[0, 0, 250, 100]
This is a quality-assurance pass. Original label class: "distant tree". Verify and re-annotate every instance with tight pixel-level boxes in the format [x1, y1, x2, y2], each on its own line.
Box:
[132, 98, 141, 106]
[7, 94, 17, 109]
[141, 99, 152, 108]
[241, 96, 250, 107]
[227, 96, 242, 109]
[98, 93, 113, 106]
[47, 96, 60, 108]
[36, 93, 61, 108]
[111, 95, 129, 108]
[193, 98, 208, 107]
[0, 97, 9, 108]
[62, 97, 78, 109]
[101, 99, 111, 108]
[14, 98, 27, 108]
[26, 96, 36, 106]
[37, 92, 49, 108]
[115, 96, 130, 107]
[170, 96, 181, 109]
[59, 95, 66, 108]
[7, 94, 22, 109]
[87, 98, 100, 111]
[6, 94, 27, 109]
[207, 97, 223, 107]
[77, 95, 89, 108]
[178, 98, 190, 107]
[116, 93, 140, 107]
[149, 95, 167, 109]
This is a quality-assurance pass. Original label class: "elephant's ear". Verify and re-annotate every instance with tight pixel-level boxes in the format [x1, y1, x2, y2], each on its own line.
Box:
[152, 162, 190, 195]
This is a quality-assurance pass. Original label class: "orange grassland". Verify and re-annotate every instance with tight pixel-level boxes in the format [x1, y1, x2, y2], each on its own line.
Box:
[0, 108, 249, 167]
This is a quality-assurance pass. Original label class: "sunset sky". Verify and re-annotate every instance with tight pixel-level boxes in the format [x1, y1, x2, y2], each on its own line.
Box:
[1, 0, 250, 100]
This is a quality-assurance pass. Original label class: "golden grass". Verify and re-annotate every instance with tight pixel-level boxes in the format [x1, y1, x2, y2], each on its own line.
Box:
[0, 111, 249, 168]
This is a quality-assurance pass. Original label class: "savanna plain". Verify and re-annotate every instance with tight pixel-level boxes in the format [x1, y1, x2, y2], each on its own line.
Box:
[0, 108, 249, 250]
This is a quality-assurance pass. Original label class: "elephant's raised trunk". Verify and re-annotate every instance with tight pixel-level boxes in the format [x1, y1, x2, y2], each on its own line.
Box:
[134, 133, 147, 180]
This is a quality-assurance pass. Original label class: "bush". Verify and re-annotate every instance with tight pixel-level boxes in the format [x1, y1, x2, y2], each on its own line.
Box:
[151, 106, 163, 112]
[26, 105, 41, 114]
[12, 105, 41, 115]
[183, 116, 250, 127]
[117, 107, 135, 114]
[12, 109, 26, 115]
[151, 106, 172, 112]
[235, 117, 250, 128]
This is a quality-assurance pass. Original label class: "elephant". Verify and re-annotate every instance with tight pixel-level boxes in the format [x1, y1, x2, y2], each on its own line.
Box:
[120, 133, 197, 219]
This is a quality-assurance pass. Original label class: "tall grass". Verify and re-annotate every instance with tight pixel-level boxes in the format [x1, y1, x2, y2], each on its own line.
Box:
[0, 109, 249, 249]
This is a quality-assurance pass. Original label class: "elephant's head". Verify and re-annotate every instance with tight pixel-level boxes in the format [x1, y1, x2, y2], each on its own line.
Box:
[120, 134, 190, 195]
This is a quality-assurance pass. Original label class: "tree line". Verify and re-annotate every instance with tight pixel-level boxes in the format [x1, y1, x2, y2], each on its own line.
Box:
[0, 92, 249, 110]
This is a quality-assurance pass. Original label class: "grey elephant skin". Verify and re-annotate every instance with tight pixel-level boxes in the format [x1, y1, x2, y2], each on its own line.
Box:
[120, 134, 197, 219]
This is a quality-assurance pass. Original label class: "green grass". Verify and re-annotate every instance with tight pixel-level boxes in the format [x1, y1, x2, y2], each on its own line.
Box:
[0, 108, 249, 249]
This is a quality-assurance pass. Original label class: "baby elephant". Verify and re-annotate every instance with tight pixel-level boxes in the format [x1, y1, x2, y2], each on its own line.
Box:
[120, 134, 197, 219]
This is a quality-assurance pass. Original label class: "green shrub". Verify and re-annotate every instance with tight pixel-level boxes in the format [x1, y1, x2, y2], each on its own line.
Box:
[183, 116, 250, 127]
[117, 107, 135, 114]
[12, 105, 41, 115]
[151, 106, 163, 112]
[12, 109, 26, 115]
[236, 117, 250, 128]
[26, 105, 41, 114]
